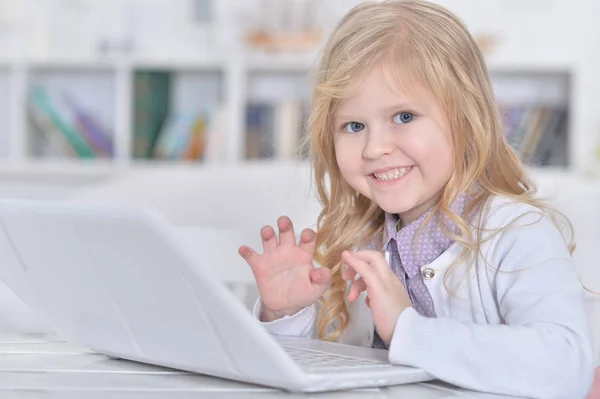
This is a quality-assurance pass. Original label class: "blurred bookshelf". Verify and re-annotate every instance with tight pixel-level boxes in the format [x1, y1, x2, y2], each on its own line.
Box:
[493, 71, 570, 168]
[0, 0, 596, 178]
[245, 70, 310, 160]
[0, 57, 577, 175]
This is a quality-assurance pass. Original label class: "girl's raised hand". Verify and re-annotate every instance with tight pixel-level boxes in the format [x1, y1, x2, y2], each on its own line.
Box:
[238, 216, 331, 322]
[342, 250, 411, 345]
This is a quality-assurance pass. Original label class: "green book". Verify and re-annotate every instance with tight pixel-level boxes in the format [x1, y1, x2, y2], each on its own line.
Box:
[29, 86, 96, 159]
[132, 71, 172, 159]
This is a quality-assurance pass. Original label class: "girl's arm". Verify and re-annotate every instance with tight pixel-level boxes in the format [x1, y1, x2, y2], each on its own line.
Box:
[387, 211, 595, 399]
[252, 299, 317, 339]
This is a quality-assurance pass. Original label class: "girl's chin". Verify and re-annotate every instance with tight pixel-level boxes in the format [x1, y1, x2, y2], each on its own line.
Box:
[376, 200, 419, 216]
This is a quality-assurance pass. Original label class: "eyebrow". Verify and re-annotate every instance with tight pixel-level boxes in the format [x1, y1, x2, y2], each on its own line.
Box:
[382, 102, 418, 113]
[335, 102, 419, 120]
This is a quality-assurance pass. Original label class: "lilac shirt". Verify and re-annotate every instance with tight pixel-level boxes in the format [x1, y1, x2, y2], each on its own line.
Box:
[372, 194, 467, 349]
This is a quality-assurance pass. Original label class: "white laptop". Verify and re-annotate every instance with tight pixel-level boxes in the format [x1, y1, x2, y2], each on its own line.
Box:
[0, 199, 434, 392]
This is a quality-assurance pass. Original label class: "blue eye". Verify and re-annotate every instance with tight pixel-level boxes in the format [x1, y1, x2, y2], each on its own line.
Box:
[344, 122, 365, 133]
[393, 112, 415, 124]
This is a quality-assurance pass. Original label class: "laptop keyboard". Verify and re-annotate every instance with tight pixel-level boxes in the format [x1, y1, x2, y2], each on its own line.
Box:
[281, 345, 393, 372]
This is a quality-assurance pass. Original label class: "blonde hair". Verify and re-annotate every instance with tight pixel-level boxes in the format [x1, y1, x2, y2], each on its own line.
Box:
[305, 0, 575, 341]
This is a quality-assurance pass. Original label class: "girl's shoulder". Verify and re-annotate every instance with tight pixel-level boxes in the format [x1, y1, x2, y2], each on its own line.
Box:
[474, 194, 566, 241]
[479, 195, 544, 223]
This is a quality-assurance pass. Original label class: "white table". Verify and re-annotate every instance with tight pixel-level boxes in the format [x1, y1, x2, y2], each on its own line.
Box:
[0, 332, 522, 399]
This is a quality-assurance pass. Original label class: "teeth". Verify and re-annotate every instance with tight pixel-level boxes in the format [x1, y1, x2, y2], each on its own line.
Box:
[373, 167, 412, 181]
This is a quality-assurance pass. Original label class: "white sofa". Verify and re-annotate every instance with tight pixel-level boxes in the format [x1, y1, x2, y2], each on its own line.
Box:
[1, 161, 599, 366]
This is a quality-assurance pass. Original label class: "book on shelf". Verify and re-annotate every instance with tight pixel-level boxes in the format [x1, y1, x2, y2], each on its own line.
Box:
[132, 70, 227, 162]
[152, 106, 227, 162]
[132, 71, 172, 159]
[27, 85, 114, 159]
[245, 100, 308, 160]
[500, 104, 568, 167]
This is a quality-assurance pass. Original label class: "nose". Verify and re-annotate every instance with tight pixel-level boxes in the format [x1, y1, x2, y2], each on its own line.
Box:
[362, 125, 395, 160]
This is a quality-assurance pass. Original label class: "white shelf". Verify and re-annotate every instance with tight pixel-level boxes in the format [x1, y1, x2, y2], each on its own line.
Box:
[0, 56, 228, 72]
[27, 58, 123, 71]
[491, 71, 570, 107]
[245, 52, 319, 72]
[485, 59, 574, 75]
[247, 70, 310, 103]
[0, 158, 292, 178]
[132, 57, 226, 71]
[0, 159, 121, 178]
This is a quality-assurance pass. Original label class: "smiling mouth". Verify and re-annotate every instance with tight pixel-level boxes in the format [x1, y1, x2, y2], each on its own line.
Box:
[372, 166, 413, 181]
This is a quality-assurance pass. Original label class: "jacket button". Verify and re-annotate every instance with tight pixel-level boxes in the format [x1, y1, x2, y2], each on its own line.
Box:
[422, 267, 435, 280]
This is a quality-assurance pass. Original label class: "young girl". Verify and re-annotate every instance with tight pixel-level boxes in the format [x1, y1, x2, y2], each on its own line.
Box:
[238, 1, 596, 397]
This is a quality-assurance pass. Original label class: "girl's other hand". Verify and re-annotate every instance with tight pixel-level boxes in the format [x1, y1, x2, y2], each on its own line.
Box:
[342, 250, 411, 345]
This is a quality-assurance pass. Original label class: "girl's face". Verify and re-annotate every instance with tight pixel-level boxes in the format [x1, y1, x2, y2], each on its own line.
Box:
[333, 64, 454, 225]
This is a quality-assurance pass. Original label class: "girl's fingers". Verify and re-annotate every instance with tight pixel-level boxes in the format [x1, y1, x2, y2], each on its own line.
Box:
[261, 225, 278, 252]
[342, 264, 356, 280]
[347, 277, 367, 302]
[342, 251, 383, 294]
[342, 251, 375, 282]
[277, 216, 297, 246]
[238, 245, 260, 271]
[351, 250, 389, 277]
[298, 228, 317, 255]
[342, 263, 357, 281]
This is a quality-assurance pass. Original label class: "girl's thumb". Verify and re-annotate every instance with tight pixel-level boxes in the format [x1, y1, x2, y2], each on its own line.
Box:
[310, 268, 331, 286]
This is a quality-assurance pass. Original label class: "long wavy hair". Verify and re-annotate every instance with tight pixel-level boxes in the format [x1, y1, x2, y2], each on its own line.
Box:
[304, 0, 575, 342]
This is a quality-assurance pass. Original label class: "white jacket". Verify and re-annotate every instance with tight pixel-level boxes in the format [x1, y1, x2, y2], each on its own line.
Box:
[254, 197, 595, 399]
